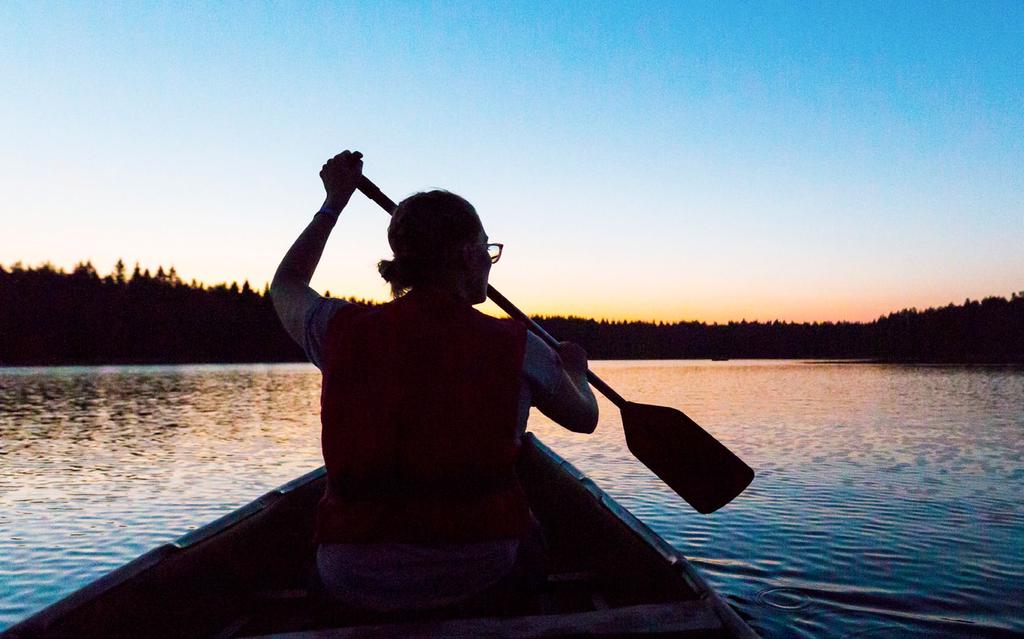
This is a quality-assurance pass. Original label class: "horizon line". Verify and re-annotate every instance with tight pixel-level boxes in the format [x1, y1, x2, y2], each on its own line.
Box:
[3, 258, 1020, 327]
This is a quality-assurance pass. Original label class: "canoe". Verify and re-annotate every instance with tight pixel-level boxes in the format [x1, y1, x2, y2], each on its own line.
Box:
[4, 433, 759, 638]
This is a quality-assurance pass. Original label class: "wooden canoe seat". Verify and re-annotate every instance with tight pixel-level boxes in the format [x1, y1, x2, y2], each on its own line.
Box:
[240, 600, 726, 638]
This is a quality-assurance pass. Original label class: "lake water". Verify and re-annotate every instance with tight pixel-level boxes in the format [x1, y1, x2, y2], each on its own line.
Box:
[0, 361, 1021, 637]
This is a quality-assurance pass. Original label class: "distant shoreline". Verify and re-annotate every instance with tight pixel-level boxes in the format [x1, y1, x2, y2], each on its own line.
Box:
[2, 262, 1022, 366]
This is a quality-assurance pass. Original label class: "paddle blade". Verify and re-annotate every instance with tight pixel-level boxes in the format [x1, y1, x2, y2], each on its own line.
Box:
[621, 401, 754, 514]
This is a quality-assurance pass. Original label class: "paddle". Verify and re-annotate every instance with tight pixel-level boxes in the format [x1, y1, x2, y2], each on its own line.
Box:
[356, 175, 754, 513]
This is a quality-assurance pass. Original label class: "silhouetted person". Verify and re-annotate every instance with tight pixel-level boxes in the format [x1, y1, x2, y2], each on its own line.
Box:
[270, 150, 598, 613]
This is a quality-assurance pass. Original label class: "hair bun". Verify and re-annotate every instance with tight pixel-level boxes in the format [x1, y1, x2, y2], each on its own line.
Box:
[377, 259, 400, 283]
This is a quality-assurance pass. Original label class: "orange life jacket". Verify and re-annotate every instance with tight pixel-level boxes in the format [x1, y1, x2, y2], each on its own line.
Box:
[315, 289, 532, 544]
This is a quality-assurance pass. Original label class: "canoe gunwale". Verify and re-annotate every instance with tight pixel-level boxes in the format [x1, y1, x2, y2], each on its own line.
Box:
[174, 466, 327, 549]
[1, 544, 177, 638]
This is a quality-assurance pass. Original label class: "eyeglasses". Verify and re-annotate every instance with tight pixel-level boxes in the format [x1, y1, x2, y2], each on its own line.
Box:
[485, 243, 504, 264]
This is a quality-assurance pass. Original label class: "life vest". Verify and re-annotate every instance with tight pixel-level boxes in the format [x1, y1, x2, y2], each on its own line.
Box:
[314, 289, 532, 544]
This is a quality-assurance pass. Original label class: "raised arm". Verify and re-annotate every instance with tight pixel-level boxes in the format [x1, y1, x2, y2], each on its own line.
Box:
[270, 150, 363, 346]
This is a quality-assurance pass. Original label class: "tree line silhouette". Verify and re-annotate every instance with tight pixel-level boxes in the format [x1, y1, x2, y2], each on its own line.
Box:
[1, 261, 1021, 365]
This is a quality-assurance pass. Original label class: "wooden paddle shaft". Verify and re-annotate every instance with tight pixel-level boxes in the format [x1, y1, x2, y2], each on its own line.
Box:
[357, 175, 628, 409]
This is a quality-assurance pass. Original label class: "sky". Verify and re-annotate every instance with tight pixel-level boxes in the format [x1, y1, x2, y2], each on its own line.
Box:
[1, 1, 1021, 323]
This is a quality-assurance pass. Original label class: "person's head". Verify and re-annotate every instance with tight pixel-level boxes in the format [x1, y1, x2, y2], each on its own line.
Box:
[377, 190, 494, 304]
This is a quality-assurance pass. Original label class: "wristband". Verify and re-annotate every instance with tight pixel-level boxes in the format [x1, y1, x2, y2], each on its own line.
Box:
[316, 205, 340, 221]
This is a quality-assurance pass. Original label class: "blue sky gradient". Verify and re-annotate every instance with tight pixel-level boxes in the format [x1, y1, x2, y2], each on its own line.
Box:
[2, 1, 1021, 321]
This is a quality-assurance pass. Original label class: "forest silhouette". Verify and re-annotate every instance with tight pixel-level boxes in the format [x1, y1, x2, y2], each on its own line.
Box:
[1, 261, 1021, 366]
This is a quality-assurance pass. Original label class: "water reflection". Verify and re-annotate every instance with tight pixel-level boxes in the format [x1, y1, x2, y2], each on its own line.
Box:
[1, 361, 1022, 637]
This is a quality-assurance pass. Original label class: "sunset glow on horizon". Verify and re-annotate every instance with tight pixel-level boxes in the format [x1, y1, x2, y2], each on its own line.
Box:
[2, 2, 1020, 325]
